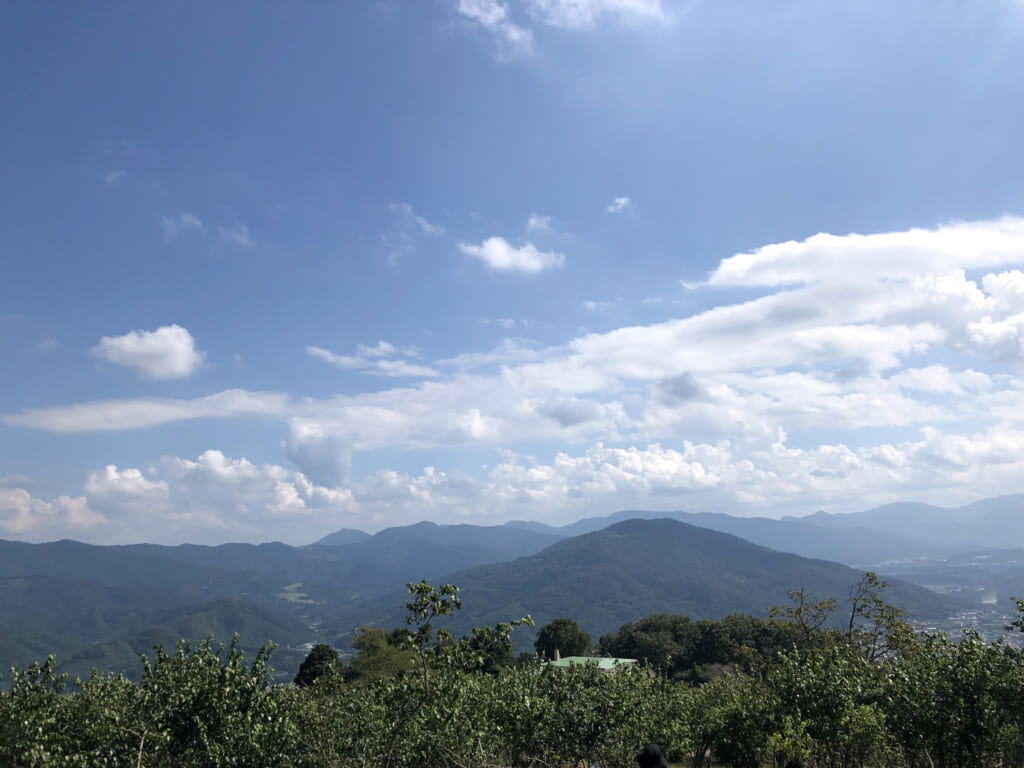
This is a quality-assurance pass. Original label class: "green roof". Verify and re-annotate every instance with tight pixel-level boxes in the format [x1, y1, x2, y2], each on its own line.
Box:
[544, 656, 637, 670]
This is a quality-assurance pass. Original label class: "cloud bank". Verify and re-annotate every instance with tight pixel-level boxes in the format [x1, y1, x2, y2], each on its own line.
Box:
[9, 217, 1024, 539]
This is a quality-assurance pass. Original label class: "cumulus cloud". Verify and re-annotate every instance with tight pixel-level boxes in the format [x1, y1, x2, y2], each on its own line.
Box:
[708, 217, 1024, 288]
[90, 324, 206, 380]
[285, 422, 353, 487]
[307, 342, 439, 378]
[460, 236, 565, 272]
[14, 216, 1024, 534]
[0, 487, 105, 539]
[161, 212, 204, 242]
[83, 450, 357, 544]
[85, 465, 170, 509]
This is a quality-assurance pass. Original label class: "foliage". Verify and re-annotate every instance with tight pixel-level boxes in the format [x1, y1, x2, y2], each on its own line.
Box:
[294, 643, 340, 687]
[5, 575, 1024, 768]
[598, 612, 812, 681]
[535, 617, 592, 660]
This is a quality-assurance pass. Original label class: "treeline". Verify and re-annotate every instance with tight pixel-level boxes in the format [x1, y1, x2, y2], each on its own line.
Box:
[3, 577, 1024, 768]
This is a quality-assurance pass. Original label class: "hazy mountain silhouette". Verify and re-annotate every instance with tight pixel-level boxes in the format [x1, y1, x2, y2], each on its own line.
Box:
[329, 518, 958, 648]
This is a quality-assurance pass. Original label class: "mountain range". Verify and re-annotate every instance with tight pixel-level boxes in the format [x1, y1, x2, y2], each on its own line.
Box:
[3, 494, 1023, 682]
[326, 518, 955, 648]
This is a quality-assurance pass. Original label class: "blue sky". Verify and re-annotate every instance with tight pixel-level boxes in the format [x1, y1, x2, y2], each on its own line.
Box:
[3, 0, 1024, 544]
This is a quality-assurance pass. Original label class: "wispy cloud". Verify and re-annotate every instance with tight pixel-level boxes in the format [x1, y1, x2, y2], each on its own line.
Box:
[454, 0, 668, 58]
[460, 236, 565, 273]
[104, 170, 126, 185]
[382, 202, 445, 265]
[161, 212, 204, 242]
[217, 224, 254, 248]
[483, 316, 533, 329]
[606, 196, 631, 214]
[307, 342, 439, 378]
[524, 0, 668, 29]
[455, 0, 535, 58]
[526, 213, 553, 232]
[389, 202, 445, 236]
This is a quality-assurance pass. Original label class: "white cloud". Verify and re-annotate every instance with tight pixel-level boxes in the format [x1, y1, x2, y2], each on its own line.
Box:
[456, 0, 535, 57]
[90, 324, 206, 380]
[0, 487, 104, 538]
[487, 316, 533, 329]
[524, 0, 667, 28]
[583, 299, 612, 311]
[708, 217, 1024, 288]
[14, 216, 1024, 533]
[2, 390, 290, 432]
[307, 343, 439, 378]
[285, 422, 352, 487]
[526, 213, 553, 232]
[105, 170, 126, 185]
[890, 365, 992, 395]
[606, 196, 631, 214]
[161, 212, 204, 242]
[79, 450, 356, 544]
[217, 224, 254, 248]
[460, 236, 565, 272]
[389, 202, 445, 235]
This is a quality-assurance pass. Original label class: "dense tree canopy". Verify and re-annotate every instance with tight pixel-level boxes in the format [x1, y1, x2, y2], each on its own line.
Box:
[3, 579, 1024, 768]
[535, 617, 592, 660]
[294, 643, 339, 687]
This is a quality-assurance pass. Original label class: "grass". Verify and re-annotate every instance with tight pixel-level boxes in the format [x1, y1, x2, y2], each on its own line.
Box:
[277, 583, 317, 605]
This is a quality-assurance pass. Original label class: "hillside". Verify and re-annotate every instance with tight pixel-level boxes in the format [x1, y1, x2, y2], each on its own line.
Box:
[327, 518, 958, 648]
[509, 508, 935, 566]
[62, 599, 315, 682]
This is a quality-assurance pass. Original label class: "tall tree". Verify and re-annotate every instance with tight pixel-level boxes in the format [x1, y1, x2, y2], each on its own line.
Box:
[535, 617, 591, 660]
[294, 643, 340, 687]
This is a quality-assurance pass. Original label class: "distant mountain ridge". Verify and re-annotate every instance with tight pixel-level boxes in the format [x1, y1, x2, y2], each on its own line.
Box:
[4, 493, 1019, 683]
[787, 494, 1024, 549]
[326, 518, 958, 649]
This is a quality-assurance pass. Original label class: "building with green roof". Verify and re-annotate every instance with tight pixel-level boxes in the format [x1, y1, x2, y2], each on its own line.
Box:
[543, 656, 637, 671]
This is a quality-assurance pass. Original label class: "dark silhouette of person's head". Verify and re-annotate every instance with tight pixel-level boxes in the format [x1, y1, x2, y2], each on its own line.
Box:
[637, 744, 669, 768]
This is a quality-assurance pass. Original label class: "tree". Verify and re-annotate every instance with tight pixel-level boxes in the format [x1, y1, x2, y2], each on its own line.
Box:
[342, 627, 417, 684]
[294, 643, 340, 687]
[535, 617, 591, 660]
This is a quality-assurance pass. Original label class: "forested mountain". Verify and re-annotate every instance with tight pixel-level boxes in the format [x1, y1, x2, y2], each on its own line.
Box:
[326, 518, 959, 649]
[513, 509, 932, 566]
[3, 499, 1011, 682]
[312, 528, 371, 546]
[0, 570, 313, 681]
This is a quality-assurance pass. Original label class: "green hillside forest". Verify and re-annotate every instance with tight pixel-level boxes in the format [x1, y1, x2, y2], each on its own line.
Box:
[4, 577, 1024, 768]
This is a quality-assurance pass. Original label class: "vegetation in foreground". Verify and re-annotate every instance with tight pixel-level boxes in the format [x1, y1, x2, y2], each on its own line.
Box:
[3, 576, 1024, 768]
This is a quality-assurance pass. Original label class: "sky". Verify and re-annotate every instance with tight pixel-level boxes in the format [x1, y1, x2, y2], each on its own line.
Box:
[3, 1, 1024, 545]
